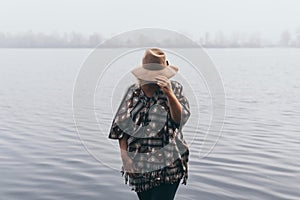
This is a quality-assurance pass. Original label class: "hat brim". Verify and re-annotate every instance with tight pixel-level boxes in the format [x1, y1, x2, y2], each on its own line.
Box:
[131, 64, 179, 81]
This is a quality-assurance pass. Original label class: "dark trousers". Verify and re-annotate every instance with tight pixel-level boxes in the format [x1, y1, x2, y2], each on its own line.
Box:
[136, 180, 180, 200]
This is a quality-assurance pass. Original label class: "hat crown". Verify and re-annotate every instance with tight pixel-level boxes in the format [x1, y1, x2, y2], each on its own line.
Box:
[130, 48, 178, 81]
[142, 48, 166, 65]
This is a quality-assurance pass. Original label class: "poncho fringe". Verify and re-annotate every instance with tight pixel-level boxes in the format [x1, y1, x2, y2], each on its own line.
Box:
[120, 160, 188, 192]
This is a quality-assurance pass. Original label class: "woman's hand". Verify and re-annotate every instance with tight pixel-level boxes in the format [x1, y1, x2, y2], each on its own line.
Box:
[122, 156, 137, 178]
[119, 137, 137, 178]
[155, 75, 183, 124]
[155, 75, 173, 97]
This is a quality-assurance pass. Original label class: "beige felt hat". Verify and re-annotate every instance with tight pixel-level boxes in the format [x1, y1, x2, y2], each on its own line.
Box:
[131, 48, 179, 81]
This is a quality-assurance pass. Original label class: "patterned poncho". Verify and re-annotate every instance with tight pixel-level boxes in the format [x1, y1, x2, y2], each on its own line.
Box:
[108, 80, 191, 192]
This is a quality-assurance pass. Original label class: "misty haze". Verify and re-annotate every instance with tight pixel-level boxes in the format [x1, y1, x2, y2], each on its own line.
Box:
[0, 30, 299, 48]
[1, 0, 300, 200]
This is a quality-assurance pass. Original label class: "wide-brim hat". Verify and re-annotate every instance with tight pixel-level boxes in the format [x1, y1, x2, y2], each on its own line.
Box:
[131, 48, 179, 81]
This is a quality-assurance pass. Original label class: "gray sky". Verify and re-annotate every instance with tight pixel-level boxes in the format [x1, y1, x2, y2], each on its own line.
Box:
[1, 0, 300, 40]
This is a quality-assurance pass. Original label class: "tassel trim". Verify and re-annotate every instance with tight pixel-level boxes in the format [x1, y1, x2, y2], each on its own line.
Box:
[120, 162, 189, 193]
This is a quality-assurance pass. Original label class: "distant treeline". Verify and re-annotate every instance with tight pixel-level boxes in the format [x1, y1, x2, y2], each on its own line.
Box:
[0, 30, 299, 48]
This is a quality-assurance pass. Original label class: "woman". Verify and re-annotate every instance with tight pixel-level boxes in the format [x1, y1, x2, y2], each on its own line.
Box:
[108, 48, 191, 200]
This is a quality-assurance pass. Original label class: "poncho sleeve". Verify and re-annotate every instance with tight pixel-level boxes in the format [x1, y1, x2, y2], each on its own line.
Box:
[108, 84, 135, 140]
[169, 80, 191, 130]
[167, 80, 191, 185]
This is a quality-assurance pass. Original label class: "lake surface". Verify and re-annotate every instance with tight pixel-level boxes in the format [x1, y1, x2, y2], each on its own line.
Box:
[0, 48, 299, 200]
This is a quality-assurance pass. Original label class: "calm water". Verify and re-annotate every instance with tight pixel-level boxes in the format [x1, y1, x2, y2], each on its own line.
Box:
[0, 48, 299, 200]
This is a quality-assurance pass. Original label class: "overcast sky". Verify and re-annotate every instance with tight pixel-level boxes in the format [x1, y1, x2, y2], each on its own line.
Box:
[1, 0, 300, 40]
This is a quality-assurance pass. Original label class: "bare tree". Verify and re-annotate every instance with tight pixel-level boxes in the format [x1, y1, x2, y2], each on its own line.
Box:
[279, 30, 291, 47]
[88, 33, 103, 47]
[295, 27, 300, 47]
[214, 31, 226, 47]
